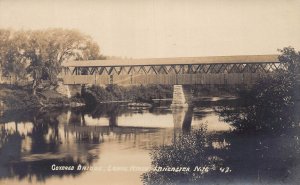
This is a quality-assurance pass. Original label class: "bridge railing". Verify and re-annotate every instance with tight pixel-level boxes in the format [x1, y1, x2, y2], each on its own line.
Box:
[62, 73, 270, 85]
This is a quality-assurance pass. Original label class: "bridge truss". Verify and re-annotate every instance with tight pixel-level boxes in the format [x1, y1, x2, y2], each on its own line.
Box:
[63, 62, 287, 76]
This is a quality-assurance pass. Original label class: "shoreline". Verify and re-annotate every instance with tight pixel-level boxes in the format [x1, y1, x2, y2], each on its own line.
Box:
[0, 84, 85, 112]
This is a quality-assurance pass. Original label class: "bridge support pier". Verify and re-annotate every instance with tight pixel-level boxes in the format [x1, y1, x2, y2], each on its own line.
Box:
[171, 85, 190, 108]
[55, 81, 72, 98]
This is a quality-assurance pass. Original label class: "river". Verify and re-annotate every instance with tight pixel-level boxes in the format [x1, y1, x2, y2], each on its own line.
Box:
[0, 98, 299, 185]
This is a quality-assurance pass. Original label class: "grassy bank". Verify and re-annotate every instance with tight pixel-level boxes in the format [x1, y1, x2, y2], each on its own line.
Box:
[0, 84, 71, 111]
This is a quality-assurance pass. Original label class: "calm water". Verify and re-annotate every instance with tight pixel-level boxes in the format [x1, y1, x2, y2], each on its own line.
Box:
[0, 98, 299, 185]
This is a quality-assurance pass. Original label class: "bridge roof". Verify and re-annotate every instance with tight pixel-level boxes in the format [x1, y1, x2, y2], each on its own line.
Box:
[62, 54, 279, 67]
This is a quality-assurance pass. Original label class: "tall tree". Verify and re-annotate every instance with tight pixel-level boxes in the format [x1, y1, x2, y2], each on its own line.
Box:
[1, 28, 103, 94]
[22, 28, 103, 95]
[0, 29, 27, 82]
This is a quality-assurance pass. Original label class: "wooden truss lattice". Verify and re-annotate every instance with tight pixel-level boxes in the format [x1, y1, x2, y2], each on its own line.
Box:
[66, 62, 285, 76]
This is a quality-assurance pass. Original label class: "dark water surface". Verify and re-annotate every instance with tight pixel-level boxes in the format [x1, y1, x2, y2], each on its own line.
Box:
[0, 98, 299, 185]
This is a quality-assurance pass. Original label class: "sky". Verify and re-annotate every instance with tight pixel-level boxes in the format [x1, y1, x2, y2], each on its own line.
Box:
[0, 0, 299, 58]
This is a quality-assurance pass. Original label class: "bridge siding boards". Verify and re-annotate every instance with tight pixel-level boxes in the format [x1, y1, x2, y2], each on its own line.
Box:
[63, 73, 266, 85]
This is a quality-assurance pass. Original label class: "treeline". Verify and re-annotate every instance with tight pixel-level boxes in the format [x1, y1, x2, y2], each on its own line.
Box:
[83, 83, 241, 105]
[83, 84, 173, 105]
[0, 28, 104, 95]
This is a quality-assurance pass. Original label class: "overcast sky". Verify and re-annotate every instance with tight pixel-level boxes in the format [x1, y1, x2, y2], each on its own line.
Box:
[0, 0, 299, 58]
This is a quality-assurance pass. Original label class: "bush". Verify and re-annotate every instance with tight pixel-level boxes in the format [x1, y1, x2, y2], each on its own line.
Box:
[142, 125, 227, 184]
[84, 84, 173, 103]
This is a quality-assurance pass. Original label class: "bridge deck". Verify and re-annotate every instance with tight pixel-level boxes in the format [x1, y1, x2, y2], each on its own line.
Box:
[63, 55, 279, 67]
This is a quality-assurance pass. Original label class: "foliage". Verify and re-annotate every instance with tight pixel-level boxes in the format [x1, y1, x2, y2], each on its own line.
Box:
[0, 30, 27, 80]
[143, 128, 300, 185]
[0, 28, 103, 94]
[218, 72, 296, 132]
[83, 85, 114, 106]
[105, 85, 126, 100]
[142, 126, 226, 185]
[217, 47, 300, 133]
[124, 84, 173, 102]
[278, 46, 300, 74]
[84, 84, 173, 104]
[0, 84, 72, 110]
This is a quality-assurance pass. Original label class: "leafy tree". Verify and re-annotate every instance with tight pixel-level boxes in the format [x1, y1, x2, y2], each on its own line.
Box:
[24, 29, 105, 95]
[278, 46, 300, 74]
[0, 29, 27, 82]
[0, 28, 103, 94]
[217, 47, 300, 133]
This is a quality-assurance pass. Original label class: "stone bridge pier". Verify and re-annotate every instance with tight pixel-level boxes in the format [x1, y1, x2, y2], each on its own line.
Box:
[171, 85, 193, 108]
[55, 82, 82, 98]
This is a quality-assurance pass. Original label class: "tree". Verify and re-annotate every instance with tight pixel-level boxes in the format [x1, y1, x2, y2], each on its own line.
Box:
[0, 29, 27, 82]
[22, 28, 103, 95]
[217, 47, 300, 133]
[1, 28, 103, 94]
[278, 46, 300, 74]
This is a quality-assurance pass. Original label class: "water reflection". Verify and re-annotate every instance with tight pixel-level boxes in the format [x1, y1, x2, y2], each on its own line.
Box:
[0, 102, 198, 184]
[0, 99, 298, 185]
[0, 109, 94, 182]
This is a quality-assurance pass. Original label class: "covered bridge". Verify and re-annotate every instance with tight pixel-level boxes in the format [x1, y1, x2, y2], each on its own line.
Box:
[61, 55, 284, 85]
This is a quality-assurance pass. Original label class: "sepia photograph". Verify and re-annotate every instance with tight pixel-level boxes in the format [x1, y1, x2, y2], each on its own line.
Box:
[0, 0, 300, 185]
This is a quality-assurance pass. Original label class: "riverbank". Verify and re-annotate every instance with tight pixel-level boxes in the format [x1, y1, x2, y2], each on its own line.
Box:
[83, 84, 173, 105]
[0, 84, 84, 111]
[83, 84, 240, 106]
[0, 83, 241, 111]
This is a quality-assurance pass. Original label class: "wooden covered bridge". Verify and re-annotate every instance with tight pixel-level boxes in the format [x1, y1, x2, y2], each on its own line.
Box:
[61, 55, 283, 86]
[61, 55, 284, 107]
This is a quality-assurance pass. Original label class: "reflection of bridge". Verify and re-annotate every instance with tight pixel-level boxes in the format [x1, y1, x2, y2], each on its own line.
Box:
[64, 125, 160, 135]
[65, 107, 192, 136]
[62, 55, 284, 106]
[64, 109, 192, 147]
